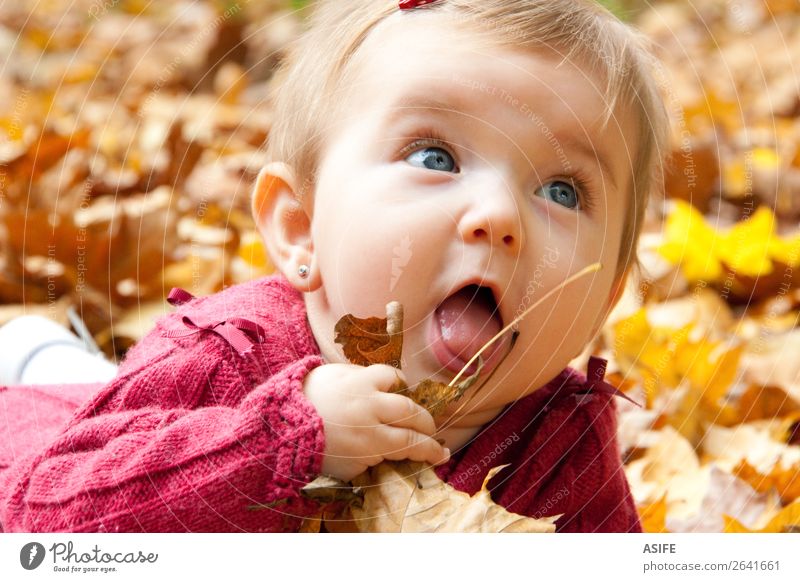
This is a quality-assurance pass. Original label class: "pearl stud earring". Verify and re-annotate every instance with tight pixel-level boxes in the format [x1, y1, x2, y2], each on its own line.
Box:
[298, 264, 310, 279]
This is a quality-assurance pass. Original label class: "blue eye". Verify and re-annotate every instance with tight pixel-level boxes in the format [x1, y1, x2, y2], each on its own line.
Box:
[534, 180, 580, 210]
[406, 146, 457, 172]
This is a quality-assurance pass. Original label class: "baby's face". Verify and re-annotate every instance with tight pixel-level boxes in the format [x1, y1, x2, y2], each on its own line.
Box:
[302, 14, 637, 428]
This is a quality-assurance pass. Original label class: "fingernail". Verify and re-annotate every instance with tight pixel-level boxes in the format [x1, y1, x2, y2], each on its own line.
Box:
[444, 448, 451, 459]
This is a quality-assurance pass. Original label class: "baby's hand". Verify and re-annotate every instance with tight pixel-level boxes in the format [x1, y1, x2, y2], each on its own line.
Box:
[302, 363, 450, 482]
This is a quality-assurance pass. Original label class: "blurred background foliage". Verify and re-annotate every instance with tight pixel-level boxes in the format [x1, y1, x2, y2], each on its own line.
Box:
[0, 0, 799, 532]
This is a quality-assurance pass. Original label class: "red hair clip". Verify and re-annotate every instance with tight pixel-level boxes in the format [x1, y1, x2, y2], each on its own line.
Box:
[399, 0, 441, 9]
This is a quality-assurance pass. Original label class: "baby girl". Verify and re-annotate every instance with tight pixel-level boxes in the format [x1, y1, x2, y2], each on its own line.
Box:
[0, 0, 668, 532]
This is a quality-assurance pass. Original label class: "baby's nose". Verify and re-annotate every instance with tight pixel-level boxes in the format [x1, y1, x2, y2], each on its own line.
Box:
[458, 183, 523, 252]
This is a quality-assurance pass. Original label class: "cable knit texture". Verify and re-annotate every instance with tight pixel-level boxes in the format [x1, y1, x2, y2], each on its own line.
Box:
[0, 274, 640, 532]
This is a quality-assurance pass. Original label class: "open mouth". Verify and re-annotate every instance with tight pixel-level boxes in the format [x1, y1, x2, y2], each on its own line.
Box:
[443, 283, 503, 327]
[429, 284, 506, 376]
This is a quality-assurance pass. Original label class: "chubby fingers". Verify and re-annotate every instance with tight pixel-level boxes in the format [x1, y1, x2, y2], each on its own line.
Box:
[364, 364, 408, 392]
[376, 425, 451, 466]
[361, 364, 450, 466]
[375, 392, 436, 436]
[366, 364, 436, 434]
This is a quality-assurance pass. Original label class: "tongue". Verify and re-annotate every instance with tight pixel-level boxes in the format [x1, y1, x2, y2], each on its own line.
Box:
[435, 287, 501, 362]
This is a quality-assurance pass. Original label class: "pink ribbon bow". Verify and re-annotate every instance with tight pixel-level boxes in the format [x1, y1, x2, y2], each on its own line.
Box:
[163, 287, 267, 356]
[399, 0, 441, 10]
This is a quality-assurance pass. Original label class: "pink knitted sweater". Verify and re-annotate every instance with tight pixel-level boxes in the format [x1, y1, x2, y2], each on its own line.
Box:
[0, 275, 641, 533]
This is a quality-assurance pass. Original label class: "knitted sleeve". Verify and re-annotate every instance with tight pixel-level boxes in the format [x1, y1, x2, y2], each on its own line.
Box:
[510, 392, 641, 533]
[0, 351, 327, 533]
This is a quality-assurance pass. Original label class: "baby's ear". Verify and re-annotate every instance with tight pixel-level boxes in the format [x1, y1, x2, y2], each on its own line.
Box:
[252, 163, 319, 291]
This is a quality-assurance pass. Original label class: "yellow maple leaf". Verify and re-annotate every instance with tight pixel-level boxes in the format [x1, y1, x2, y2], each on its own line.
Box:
[658, 201, 723, 282]
[613, 308, 695, 402]
[658, 200, 800, 284]
[769, 232, 800, 267]
[678, 341, 743, 405]
[716, 207, 775, 276]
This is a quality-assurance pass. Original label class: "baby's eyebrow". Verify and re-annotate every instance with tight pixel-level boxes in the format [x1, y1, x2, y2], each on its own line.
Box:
[384, 94, 466, 125]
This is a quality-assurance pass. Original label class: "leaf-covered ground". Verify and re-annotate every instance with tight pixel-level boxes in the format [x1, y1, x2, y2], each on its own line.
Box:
[0, 0, 798, 532]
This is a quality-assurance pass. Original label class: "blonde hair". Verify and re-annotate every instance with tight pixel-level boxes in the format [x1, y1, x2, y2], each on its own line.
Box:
[265, 0, 670, 282]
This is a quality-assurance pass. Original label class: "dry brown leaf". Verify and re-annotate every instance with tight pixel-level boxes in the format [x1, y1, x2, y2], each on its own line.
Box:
[298, 474, 364, 508]
[663, 137, 719, 212]
[781, 413, 800, 446]
[627, 429, 781, 532]
[735, 385, 800, 424]
[334, 301, 486, 416]
[390, 378, 474, 419]
[297, 515, 322, 534]
[334, 301, 404, 368]
[3, 128, 90, 188]
[344, 461, 557, 533]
